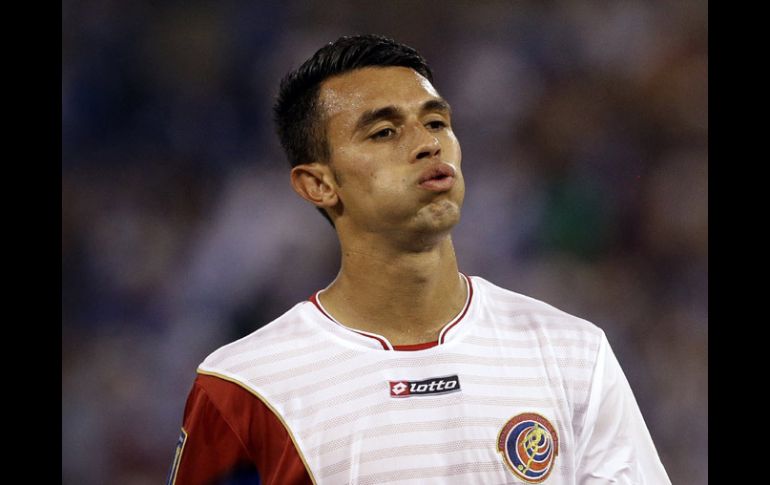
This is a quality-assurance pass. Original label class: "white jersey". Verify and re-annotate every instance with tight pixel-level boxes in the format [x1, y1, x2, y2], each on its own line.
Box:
[194, 274, 670, 484]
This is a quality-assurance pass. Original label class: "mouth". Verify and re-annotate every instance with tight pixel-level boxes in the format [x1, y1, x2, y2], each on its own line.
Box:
[418, 163, 457, 192]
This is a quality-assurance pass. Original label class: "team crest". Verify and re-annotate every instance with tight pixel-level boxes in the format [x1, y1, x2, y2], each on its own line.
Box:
[497, 413, 559, 483]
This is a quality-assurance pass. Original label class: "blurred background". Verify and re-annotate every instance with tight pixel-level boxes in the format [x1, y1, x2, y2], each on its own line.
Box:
[62, 0, 707, 483]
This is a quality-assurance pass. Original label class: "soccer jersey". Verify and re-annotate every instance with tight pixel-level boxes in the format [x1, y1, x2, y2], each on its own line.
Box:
[169, 274, 670, 484]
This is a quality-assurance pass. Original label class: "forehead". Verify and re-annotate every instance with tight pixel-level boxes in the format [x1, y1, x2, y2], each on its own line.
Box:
[319, 66, 441, 123]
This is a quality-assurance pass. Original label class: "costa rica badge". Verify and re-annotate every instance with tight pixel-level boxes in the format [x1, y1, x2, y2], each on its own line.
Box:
[497, 413, 559, 483]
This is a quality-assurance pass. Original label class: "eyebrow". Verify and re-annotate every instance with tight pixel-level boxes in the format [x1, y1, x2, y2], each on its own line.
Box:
[353, 98, 452, 134]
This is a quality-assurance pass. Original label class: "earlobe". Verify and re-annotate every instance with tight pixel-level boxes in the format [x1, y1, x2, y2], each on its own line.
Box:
[290, 164, 339, 209]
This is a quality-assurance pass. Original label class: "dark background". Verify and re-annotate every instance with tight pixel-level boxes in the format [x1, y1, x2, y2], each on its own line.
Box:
[62, 1, 707, 483]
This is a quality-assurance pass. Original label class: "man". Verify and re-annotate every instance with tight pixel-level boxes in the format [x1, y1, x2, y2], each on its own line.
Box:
[168, 34, 670, 484]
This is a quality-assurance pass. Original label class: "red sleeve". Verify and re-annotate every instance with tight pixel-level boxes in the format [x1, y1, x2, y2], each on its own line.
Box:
[170, 373, 313, 485]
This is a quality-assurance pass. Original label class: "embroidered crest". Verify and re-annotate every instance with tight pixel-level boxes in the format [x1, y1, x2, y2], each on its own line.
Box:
[497, 413, 559, 483]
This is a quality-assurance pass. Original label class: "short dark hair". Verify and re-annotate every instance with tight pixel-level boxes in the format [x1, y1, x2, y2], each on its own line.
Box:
[273, 34, 434, 226]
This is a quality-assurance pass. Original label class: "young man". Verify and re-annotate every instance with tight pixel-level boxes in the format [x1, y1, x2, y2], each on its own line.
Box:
[168, 35, 671, 484]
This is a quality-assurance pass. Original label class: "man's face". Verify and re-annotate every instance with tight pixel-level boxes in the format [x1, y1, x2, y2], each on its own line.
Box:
[319, 66, 464, 239]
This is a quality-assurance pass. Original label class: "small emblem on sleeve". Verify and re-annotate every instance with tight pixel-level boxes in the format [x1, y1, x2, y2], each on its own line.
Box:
[166, 428, 188, 485]
[497, 413, 559, 483]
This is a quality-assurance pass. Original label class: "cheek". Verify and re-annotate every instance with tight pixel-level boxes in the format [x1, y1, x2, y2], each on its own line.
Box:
[337, 158, 388, 198]
[441, 131, 460, 158]
[342, 150, 398, 186]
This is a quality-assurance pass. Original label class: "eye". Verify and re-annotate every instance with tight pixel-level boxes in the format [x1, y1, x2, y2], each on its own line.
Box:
[370, 127, 396, 140]
[426, 120, 447, 131]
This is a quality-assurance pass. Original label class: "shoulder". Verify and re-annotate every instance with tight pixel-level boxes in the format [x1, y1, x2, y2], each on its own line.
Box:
[197, 300, 321, 377]
[468, 275, 604, 344]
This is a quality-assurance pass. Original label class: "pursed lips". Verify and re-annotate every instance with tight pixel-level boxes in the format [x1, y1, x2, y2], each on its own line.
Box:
[418, 162, 456, 192]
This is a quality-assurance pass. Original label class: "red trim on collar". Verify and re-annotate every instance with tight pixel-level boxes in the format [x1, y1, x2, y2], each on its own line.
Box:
[309, 273, 473, 351]
[393, 341, 439, 351]
[438, 273, 474, 344]
[308, 292, 391, 350]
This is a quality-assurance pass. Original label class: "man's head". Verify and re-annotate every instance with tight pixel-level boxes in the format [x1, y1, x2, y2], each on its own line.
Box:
[273, 35, 464, 242]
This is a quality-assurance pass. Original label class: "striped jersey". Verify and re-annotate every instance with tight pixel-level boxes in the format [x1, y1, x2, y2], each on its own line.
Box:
[169, 274, 670, 484]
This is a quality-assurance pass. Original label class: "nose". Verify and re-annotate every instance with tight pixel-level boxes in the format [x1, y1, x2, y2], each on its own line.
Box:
[410, 126, 441, 163]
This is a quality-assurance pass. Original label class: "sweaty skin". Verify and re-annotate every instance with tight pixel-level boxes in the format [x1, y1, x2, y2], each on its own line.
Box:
[290, 66, 467, 345]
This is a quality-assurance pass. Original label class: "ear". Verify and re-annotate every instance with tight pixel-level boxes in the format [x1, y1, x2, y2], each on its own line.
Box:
[290, 163, 340, 210]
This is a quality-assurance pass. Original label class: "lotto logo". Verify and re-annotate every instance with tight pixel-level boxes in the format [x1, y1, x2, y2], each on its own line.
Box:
[389, 375, 461, 398]
[391, 381, 410, 395]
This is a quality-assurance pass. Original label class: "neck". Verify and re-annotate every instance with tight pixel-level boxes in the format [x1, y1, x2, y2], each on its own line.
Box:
[319, 233, 466, 346]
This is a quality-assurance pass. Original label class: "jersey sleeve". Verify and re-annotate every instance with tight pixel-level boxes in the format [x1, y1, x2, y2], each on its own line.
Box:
[574, 333, 671, 485]
[168, 373, 313, 485]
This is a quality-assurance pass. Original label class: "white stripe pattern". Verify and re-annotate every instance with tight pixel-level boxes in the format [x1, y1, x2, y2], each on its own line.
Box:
[199, 276, 604, 484]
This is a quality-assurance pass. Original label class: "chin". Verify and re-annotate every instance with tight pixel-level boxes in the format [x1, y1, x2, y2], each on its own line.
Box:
[414, 199, 462, 232]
